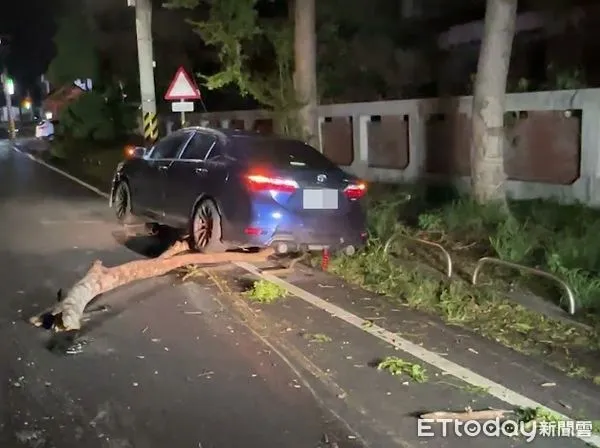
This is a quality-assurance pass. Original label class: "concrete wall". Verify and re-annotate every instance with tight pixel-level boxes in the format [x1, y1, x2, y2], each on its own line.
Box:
[161, 88, 600, 206]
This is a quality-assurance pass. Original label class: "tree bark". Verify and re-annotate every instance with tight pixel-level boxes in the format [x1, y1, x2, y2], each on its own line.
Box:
[294, 0, 319, 147]
[29, 242, 274, 332]
[470, 0, 518, 205]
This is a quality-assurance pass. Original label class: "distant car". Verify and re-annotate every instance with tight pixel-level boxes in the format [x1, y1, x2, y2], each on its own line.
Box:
[35, 119, 55, 140]
[109, 127, 368, 254]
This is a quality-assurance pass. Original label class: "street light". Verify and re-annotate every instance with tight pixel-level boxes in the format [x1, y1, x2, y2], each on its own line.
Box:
[5, 76, 14, 95]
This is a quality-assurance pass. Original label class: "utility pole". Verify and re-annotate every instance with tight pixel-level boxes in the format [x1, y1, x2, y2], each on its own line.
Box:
[131, 0, 158, 144]
[294, 0, 318, 147]
[2, 69, 15, 140]
[0, 34, 16, 140]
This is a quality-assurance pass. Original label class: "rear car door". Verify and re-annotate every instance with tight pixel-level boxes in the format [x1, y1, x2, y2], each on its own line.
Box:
[131, 130, 193, 217]
[163, 131, 220, 225]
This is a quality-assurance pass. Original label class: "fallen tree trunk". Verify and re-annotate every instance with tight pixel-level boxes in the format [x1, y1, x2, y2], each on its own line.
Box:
[30, 241, 274, 332]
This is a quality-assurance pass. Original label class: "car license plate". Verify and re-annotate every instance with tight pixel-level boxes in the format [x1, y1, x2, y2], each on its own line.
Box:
[302, 189, 338, 209]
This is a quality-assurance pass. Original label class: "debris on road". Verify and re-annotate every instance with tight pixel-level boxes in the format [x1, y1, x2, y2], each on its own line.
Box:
[258, 252, 307, 276]
[303, 333, 332, 343]
[321, 433, 340, 447]
[15, 429, 46, 448]
[27, 240, 274, 332]
[376, 356, 428, 383]
[559, 401, 572, 410]
[244, 279, 287, 304]
[65, 340, 88, 355]
[361, 320, 374, 329]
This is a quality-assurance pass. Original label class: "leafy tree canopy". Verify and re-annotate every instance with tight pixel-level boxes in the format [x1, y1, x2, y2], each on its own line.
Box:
[166, 0, 300, 134]
[47, 10, 99, 86]
[58, 89, 136, 142]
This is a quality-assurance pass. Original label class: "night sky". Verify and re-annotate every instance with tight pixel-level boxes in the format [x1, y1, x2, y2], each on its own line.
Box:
[0, 0, 56, 100]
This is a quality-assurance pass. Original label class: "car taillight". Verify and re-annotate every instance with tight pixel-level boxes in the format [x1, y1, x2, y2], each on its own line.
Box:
[245, 173, 299, 193]
[344, 182, 367, 200]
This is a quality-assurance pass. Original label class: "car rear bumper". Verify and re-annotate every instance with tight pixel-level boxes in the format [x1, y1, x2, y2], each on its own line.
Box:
[222, 195, 368, 253]
[241, 218, 367, 254]
[266, 231, 367, 254]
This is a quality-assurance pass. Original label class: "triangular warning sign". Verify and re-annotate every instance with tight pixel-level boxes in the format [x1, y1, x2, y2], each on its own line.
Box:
[164, 66, 202, 101]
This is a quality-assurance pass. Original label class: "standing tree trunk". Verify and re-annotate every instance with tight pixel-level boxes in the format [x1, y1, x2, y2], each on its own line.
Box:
[470, 0, 518, 205]
[294, 0, 319, 147]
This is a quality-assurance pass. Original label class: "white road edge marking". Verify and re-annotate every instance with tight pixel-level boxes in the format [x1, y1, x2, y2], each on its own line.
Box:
[16, 144, 599, 446]
[12, 146, 110, 199]
[234, 261, 600, 447]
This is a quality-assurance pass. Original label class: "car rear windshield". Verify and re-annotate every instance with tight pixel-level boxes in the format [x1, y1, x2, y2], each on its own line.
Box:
[233, 136, 338, 170]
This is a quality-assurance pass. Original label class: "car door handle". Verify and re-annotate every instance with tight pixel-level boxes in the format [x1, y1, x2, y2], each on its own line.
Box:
[158, 165, 168, 171]
[195, 167, 208, 174]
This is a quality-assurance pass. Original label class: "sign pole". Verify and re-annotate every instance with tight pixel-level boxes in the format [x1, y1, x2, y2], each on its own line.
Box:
[180, 99, 185, 128]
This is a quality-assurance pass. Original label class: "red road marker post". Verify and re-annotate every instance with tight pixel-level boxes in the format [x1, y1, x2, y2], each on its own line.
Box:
[321, 248, 330, 271]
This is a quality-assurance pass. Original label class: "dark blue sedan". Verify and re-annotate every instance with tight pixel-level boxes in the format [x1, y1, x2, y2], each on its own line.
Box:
[110, 127, 368, 254]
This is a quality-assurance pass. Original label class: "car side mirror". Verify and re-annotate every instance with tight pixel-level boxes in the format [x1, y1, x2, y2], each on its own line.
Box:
[124, 145, 146, 159]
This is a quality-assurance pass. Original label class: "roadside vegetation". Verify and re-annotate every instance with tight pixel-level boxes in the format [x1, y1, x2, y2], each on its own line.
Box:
[328, 183, 600, 381]
[44, 138, 130, 188]
[39, 6, 139, 189]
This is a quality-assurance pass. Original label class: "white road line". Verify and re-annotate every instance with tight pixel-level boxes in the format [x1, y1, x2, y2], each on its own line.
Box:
[12, 146, 110, 199]
[234, 261, 600, 447]
[17, 144, 600, 446]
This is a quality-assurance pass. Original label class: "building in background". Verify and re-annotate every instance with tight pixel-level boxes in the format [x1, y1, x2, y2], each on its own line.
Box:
[41, 83, 86, 120]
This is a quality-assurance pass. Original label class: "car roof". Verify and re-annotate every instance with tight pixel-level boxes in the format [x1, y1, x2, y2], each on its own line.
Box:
[182, 126, 255, 138]
[181, 126, 304, 145]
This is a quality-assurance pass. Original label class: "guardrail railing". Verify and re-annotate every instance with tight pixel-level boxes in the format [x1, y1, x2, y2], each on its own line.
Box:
[471, 256, 576, 315]
[384, 234, 453, 278]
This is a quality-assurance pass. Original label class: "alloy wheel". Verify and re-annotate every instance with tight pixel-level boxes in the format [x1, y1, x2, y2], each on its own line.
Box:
[115, 184, 129, 221]
[193, 203, 214, 249]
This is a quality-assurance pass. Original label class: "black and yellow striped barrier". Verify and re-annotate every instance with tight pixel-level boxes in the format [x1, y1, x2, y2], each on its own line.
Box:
[143, 111, 158, 142]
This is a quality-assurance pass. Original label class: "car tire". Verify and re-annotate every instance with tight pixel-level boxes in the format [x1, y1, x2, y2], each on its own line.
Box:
[190, 198, 226, 253]
[113, 181, 135, 225]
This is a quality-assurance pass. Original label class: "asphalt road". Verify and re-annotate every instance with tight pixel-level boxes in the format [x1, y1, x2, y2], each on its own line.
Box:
[2, 139, 597, 448]
[0, 140, 363, 448]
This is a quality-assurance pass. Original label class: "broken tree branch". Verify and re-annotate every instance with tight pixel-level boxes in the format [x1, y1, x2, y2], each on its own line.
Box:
[30, 242, 274, 332]
[158, 240, 190, 259]
[420, 409, 513, 421]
